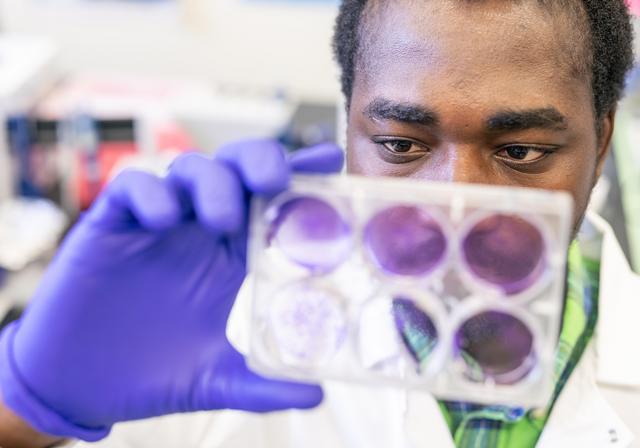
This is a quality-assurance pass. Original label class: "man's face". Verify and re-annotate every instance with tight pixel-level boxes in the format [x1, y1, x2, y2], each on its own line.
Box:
[346, 0, 614, 232]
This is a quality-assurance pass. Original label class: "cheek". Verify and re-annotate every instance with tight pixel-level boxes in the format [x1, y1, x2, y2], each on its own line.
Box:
[518, 150, 597, 232]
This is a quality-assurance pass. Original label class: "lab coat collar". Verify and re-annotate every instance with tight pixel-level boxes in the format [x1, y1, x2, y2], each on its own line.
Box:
[535, 212, 638, 447]
[586, 212, 640, 387]
[534, 341, 635, 447]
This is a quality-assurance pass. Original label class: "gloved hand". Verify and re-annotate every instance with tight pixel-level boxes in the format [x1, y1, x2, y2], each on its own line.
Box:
[0, 140, 344, 441]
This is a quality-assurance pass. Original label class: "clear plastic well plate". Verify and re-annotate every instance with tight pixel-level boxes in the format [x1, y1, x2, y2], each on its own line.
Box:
[247, 174, 573, 407]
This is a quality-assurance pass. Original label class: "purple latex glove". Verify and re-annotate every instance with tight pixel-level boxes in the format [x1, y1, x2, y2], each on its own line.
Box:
[0, 140, 344, 441]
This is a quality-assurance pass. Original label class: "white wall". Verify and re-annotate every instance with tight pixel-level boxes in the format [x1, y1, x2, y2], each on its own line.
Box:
[0, 0, 342, 103]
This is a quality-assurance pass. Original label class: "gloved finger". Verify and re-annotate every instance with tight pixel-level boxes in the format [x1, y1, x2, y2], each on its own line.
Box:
[167, 152, 244, 234]
[215, 139, 289, 195]
[89, 169, 181, 231]
[196, 349, 323, 413]
[288, 142, 345, 174]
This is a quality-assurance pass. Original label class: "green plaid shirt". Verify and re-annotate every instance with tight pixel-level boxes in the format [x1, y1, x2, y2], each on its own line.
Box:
[439, 242, 600, 448]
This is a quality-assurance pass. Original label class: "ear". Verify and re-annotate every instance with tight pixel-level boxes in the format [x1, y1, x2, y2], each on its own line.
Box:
[594, 108, 616, 179]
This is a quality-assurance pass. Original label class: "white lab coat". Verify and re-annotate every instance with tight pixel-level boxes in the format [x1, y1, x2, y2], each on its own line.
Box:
[73, 213, 640, 448]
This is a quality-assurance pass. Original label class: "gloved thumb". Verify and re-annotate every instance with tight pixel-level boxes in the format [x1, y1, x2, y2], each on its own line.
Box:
[194, 349, 324, 413]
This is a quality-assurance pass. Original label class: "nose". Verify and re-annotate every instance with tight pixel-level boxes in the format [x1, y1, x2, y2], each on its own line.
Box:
[415, 144, 491, 185]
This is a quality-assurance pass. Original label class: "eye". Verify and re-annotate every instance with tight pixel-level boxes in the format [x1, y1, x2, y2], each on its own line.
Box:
[373, 138, 430, 164]
[382, 140, 416, 153]
[496, 145, 551, 164]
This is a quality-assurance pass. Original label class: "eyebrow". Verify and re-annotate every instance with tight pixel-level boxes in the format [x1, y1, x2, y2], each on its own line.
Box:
[364, 99, 568, 132]
[364, 98, 439, 126]
[486, 108, 568, 132]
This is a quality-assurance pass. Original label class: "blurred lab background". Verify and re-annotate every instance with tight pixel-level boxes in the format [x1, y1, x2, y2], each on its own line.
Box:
[0, 0, 640, 330]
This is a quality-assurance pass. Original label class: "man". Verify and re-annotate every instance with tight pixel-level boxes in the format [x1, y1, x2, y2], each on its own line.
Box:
[0, 0, 638, 447]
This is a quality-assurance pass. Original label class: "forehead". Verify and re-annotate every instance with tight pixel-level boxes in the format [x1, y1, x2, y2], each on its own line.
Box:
[355, 0, 592, 119]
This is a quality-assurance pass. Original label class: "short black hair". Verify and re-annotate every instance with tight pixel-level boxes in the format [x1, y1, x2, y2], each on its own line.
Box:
[333, 0, 634, 121]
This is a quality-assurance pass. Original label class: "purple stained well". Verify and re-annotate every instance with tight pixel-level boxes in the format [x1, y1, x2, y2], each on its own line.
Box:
[454, 310, 535, 384]
[462, 214, 546, 295]
[268, 196, 353, 272]
[364, 206, 448, 276]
